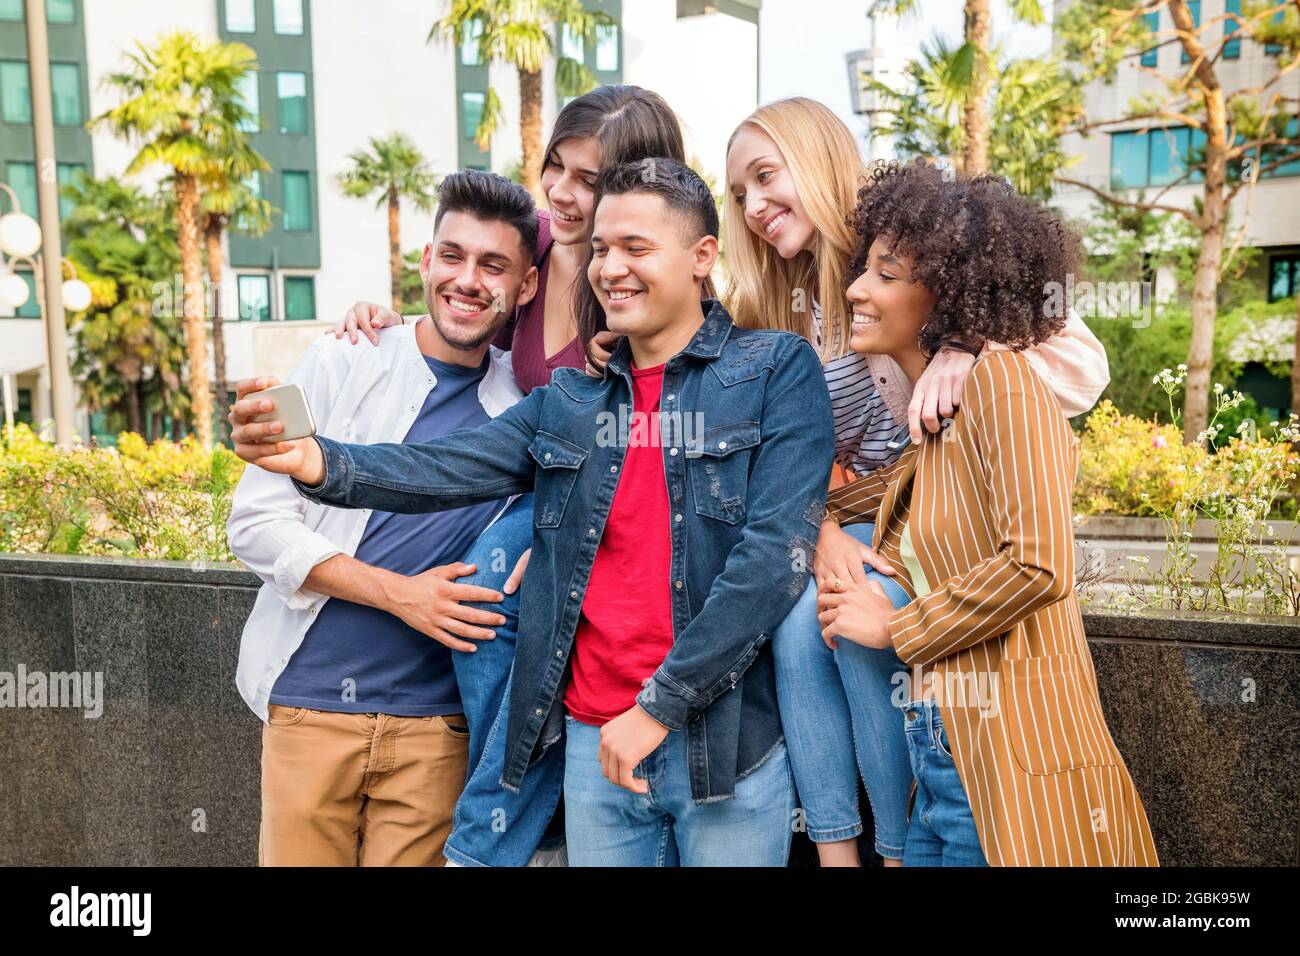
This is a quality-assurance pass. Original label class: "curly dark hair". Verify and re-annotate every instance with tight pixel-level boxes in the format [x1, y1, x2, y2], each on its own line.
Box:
[849, 160, 1082, 355]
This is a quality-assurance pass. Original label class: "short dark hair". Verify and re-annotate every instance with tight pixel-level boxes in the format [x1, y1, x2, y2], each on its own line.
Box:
[434, 169, 539, 262]
[595, 157, 719, 243]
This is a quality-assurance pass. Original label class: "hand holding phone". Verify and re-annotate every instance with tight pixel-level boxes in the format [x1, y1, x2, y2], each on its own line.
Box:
[243, 382, 317, 443]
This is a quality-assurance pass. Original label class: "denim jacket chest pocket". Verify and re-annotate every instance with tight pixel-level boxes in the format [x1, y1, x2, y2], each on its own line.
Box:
[687, 421, 761, 524]
[527, 430, 588, 528]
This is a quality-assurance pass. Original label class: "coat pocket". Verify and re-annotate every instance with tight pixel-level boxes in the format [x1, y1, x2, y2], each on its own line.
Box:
[527, 431, 588, 528]
[999, 654, 1117, 775]
[687, 421, 760, 525]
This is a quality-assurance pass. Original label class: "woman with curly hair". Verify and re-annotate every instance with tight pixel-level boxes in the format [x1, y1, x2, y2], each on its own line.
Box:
[724, 97, 1112, 868]
[816, 161, 1158, 866]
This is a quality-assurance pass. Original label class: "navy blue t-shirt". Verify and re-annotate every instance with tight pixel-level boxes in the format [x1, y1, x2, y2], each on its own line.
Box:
[270, 352, 505, 716]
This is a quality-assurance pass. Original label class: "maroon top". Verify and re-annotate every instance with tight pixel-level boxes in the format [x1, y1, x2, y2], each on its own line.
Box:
[492, 210, 586, 394]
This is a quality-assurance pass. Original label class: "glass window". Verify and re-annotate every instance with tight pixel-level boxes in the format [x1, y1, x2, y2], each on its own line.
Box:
[277, 71, 307, 134]
[1110, 131, 1148, 189]
[6, 161, 37, 218]
[1149, 127, 1189, 186]
[1181, 1, 1200, 64]
[1, 60, 32, 124]
[235, 71, 259, 132]
[283, 275, 315, 320]
[1270, 117, 1300, 177]
[237, 275, 271, 321]
[1140, 12, 1159, 68]
[224, 0, 256, 33]
[57, 162, 83, 221]
[282, 171, 312, 231]
[1223, 0, 1241, 59]
[0, 1, 20, 22]
[595, 24, 619, 72]
[50, 62, 81, 125]
[273, 0, 304, 35]
[1265, 9, 1285, 55]
[46, 0, 74, 23]
[560, 24, 583, 61]
[460, 17, 483, 65]
[1268, 256, 1299, 302]
[461, 91, 485, 141]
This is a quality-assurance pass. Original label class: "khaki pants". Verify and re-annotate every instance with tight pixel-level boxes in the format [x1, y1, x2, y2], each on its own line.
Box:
[259, 705, 469, 866]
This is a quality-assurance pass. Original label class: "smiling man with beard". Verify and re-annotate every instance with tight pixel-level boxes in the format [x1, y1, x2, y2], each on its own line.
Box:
[227, 170, 538, 866]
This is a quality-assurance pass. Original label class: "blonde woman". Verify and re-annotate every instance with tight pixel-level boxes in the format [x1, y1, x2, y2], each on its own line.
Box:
[723, 97, 1110, 866]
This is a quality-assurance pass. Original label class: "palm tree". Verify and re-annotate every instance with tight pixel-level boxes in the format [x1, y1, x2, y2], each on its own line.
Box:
[338, 133, 439, 310]
[431, 0, 609, 199]
[62, 176, 186, 439]
[881, 0, 1045, 176]
[94, 31, 259, 448]
[866, 37, 1082, 198]
[201, 177, 272, 442]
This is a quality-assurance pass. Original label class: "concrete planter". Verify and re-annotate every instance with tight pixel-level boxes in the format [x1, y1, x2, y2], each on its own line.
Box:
[1, 553, 1296, 866]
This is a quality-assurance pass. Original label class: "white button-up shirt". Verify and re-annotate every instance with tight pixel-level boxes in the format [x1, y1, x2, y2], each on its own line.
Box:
[228, 322, 523, 722]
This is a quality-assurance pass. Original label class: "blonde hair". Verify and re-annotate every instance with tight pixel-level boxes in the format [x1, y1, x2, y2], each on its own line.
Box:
[722, 97, 867, 360]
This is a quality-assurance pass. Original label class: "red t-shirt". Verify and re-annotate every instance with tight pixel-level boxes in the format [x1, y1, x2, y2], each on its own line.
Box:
[563, 362, 675, 726]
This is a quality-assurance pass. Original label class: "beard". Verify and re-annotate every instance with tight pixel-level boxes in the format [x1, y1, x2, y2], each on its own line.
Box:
[424, 280, 510, 352]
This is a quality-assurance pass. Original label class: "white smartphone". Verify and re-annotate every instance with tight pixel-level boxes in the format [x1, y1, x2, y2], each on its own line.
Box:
[245, 382, 317, 443]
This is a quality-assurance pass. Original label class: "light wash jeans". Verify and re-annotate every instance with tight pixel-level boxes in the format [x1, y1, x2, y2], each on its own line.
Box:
[901, 699, 988, 866]
[563, 715, 795, 866]
[442, 493, 565, 867]
[773, 521, 913, 859]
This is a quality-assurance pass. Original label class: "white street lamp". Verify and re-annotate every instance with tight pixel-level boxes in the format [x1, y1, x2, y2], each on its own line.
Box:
[0, 272, 31, 310]
[0, 210, 42, 258]
[61, 277, 92, 313]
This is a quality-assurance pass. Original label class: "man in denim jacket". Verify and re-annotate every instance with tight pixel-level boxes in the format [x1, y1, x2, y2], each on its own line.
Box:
[231, 159, 834, 866]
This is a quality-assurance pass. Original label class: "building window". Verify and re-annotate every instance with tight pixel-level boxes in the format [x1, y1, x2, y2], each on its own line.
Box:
[1223, 0, 1241, 59]
[282, 171, 312, 231]
[1140, 12, 1159, 68]
[560, 24, 583, 61]
[1181, 1, 1201, 65]
[273, 0, 304, 35]
[237, 275, 271, 321]
[46, 0, 74, 23]
[0, 60, 31, 124]
[283, 275, 315, 320]
[16, 386, 32, 423]
[5, 161, 37, 217]
[57, 162, 83, 221]
[461, 91, 485, 141]
[50, 62, 81, 125]
[1110, 126, 1204, 189]
[276, 71, 307, 134]
[460, 17, 483, 65]
[595, 24, 619, 72]
[234, 71, 259, 132]
[224, 0, 256, 34]
[1269, 255, 1300, 302]
[0, 1, 20, 21]
[1265, 9, 1285, 55]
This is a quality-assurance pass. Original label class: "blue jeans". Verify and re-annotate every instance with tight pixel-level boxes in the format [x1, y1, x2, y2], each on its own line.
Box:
[563, 715, 795, 866]
[901, 699, 988, 867]
[443, 493, 565, 867]
[773, 521, 913, 859]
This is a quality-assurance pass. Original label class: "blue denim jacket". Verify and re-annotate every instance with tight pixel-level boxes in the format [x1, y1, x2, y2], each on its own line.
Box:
[297, 300, 834, 804]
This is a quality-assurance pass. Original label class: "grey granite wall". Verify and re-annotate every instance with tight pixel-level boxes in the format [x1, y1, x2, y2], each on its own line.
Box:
[1, 554, 1295, 866]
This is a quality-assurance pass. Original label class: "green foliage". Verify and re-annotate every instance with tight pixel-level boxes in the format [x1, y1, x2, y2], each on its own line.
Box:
[397, 248, 426, 315]
[864, 38, 1084, 198]
[61, 175, 188, 438]
[0, 425, 246, 562]
[430, 0, 612, 145]
[337, 132, 439, 212]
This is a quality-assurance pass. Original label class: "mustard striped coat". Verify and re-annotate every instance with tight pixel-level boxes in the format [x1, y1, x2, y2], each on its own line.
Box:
[826, 350, 1159, 867]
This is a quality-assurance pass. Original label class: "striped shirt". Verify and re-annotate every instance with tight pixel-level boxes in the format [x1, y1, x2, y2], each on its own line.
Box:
[825, 350, 1158, 866]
